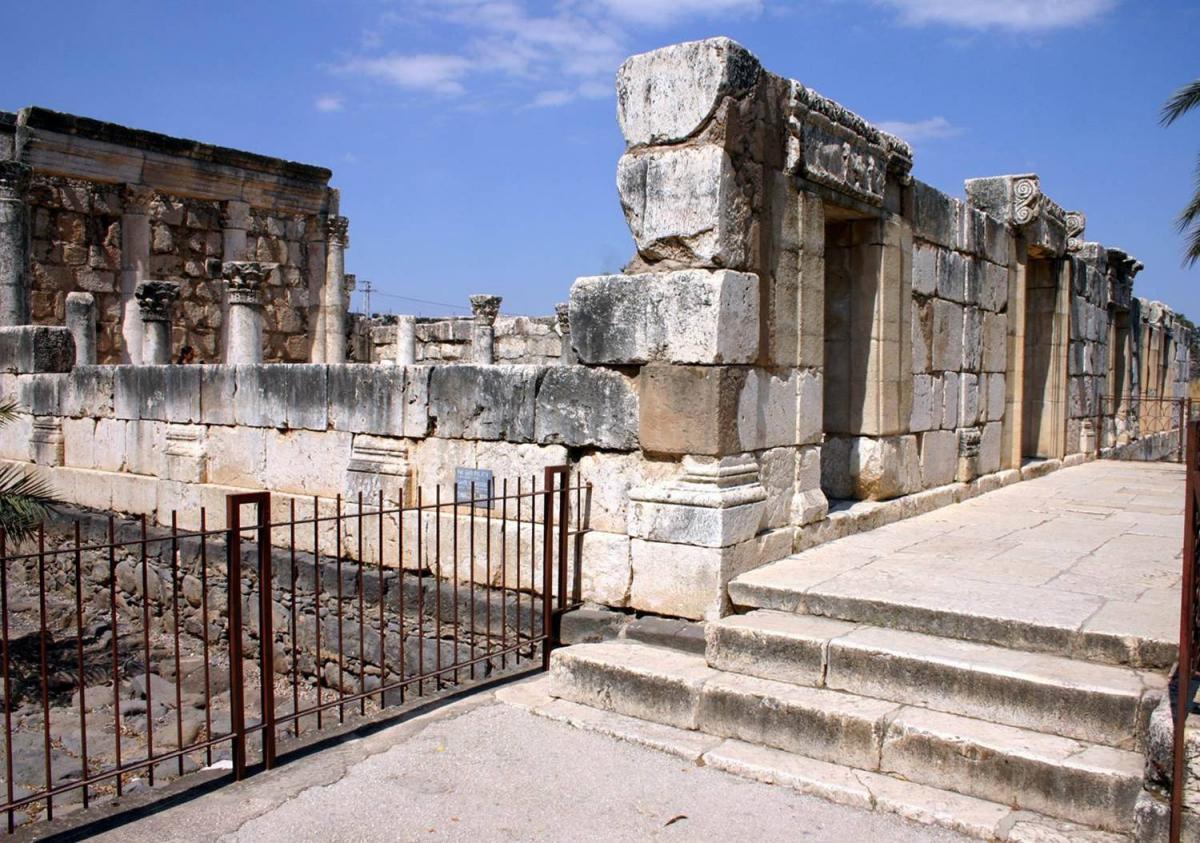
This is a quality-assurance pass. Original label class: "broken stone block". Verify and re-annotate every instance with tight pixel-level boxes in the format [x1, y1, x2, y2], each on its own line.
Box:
[618, 145, 750, 268]
[0, 325, 75, 374]
[570, 269, 758, 365]
[616, 36, 760, 147]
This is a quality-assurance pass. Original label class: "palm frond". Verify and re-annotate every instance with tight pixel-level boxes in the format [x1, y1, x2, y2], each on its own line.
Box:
[1178, 154, 1200, 267]
[0, 400, 21, 429]
[0, 464, 57, 544]
[1162, 80, 1200, 126]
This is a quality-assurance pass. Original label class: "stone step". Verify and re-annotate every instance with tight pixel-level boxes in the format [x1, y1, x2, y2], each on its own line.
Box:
[706, 610, 1166, 749]
[549, 641, 1144, 832]
[727, 555, 1175, 669]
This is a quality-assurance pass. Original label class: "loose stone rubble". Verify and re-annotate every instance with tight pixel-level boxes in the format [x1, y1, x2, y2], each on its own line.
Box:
[0, 34, 1197, 840]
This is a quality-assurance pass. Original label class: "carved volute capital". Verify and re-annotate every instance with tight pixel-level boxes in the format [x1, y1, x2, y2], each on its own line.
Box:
[0, 162, 31, 202]
[325, 215, 349, 247]
[1065, 210, 1086, 252]
[134, 280, 181, 323]
[469, 294, 502, 326]
[122, 184, 156, 215]
[222, 260, 274, 307]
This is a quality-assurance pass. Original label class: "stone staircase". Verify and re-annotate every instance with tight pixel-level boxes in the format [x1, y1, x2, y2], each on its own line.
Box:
[541, 558, 1171, 840]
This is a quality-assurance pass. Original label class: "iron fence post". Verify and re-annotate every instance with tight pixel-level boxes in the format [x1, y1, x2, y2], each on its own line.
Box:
[225, 495, 247, 781]
[1172, 419, 1200, 842]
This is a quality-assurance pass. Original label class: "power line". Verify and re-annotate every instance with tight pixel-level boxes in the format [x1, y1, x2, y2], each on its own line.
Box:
[369, 289, 473, 313]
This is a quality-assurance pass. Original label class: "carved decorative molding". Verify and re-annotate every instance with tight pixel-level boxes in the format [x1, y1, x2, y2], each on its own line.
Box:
[785, 81, 912, 207]
[1104, 247, 1141, 310]
[1064, 210, 1086, 252]
[221, 260, 274, 306]
[1010, 175, 1065, 228]
[469, 294, 502, 326]
[957, 428, 981, 458]
[0, 162, 31, 202]
[134, 279, 180, 322]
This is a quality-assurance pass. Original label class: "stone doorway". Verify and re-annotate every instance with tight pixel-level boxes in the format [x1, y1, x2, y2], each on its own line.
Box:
[1016, 253, 1069, 462]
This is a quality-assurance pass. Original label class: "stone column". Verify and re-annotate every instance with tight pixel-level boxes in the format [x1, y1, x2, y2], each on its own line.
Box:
[121, 185, 154, 363]
[66, 291, 97, 365]
[469, 294, 501, 364]
[324, 216, 349, 364]
[396, 314, 417, 365]
[134, 280, 180, 365]
[0, 162, 31, 326]
[220, 200, 251, 359]
[554, 302, 576, 364]
[222, 261, 271, 364]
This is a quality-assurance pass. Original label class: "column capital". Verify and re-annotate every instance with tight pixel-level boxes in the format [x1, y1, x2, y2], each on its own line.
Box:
[469, 294, 502, 326]
[554, 302, 569, 333]
[222, 260, 274, 306]
[221, 199, 251, 231]
[122, 183, 156, 215]
[134, 279, 181, 323]
[0, 162, 31, 202]
[326, 215, 349, 246]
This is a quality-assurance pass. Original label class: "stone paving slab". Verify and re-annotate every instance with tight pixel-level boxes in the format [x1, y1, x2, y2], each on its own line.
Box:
[732, 461, 1184, 668]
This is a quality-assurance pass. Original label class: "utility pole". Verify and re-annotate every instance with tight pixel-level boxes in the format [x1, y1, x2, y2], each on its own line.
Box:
[361, 278, 374, 316]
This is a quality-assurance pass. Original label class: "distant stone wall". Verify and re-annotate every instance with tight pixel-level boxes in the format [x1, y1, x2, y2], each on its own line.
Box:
[354, 315, 562, 366]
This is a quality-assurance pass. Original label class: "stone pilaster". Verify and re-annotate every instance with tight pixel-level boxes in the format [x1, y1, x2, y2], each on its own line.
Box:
[120, 184, 154, 363]
[65, 291, 97, 365]
[134, 279, 180, 365]
[0, 162, 31, 326]
[469, 294, 501, 364]
[323, 215, 349, 364]
[554, 302, 576, 364]
[222, 261, 271, 364]
[395, 314, 416, 365]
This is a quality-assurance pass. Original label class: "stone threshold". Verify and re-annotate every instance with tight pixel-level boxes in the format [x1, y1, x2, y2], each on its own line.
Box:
[793, 451, 1091, 555]
[496, 675, 1126, 843]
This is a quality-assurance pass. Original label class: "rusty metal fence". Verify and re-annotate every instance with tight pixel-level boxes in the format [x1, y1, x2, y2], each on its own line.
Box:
[1173, 420, 1200, 842]
[1096, 396, 1195, 462]
[0, 465, 586, 831]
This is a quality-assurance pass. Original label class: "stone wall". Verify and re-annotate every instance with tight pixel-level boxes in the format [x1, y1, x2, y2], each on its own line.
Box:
[1, 107, 349, 365]
[355, 315, 562, 366]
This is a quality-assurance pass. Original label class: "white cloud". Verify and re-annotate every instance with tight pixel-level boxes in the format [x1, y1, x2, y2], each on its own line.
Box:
[334, 0, 756, 106]
[874, 116, 962, 141]
[875, 0, 1116, 31]
[594, 0, 763, 26]
[314, 95, 344, 113]
[338, 53, 473, 96]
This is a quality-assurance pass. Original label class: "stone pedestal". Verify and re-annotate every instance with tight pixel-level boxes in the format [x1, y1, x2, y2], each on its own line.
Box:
[324, 216, 349, 364]
[0, 162, 31, 327]
[469, 294, 501, 364]
[134, 280, 180, 365]
[222, 261, 271, 364]
[121, 185, 153, 363]
[66, 291, 97, 365]
[956, 428, 982, 483]
[395, 315, 416, 365]
[554, 302, 576, 364]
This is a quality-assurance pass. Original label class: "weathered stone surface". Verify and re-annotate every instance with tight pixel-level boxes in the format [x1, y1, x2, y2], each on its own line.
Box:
[638, 365, 746, 456]
[618, 145, 750, 268]
[930, 299, 964, 372]
[62, 365, 115, 418]
[616, 37, 760, 147]
[737, 368, 798, 452]
[233, 364, 328, 431]
[428, 364, 539, 442]
[705, 610, 857, 686]
[570, 270, 759, 365]
[328, 364, 405, 436]
[534, 366, 638, 450]
[0, 325, 75, 374]
[912, 182, 958, 250]
[578, 531, 632, 607]
[821, 435, 920, 501]
[919, 429, 958, 488]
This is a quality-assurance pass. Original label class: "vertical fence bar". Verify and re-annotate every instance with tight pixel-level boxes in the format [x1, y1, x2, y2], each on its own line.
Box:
[255, 494, 276, 770]
[558, 469, 569, 612]
[289, 501, 299, 737]
[226, 496, 247, 781]
[170, 513, 184, 776]
[469, 482, 476, 681]
[514, 478, 521, 665]
[452, 484, 460, 686]
[108, 516, 121, 796]
[37, 525, 51, 819]
[541, 469, 555, 671]
[335, 494, 344, 723]
[72, 522, 89, 808]
[313, 496, 323, 732]
[416, 487, 425, 696]
[378, 489, 386, 707]
[397, 489, 405, 705]
[200, 507, 212, 767]
[138, 515, 153, 787]
[1, 529, 14, 833]
[356, 492, 365, 717]
[1173, 419, 1200, 842]
[500, 479, 508, 671]
[434, 485, 442, 689]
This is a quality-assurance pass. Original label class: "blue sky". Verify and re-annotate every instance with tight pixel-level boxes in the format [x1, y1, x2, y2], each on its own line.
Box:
[5, 1, 1199, 322]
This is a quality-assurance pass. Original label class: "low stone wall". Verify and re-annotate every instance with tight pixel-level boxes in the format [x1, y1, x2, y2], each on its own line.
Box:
[356, 315, 562, 366]
[1101, 429, 1182, 463]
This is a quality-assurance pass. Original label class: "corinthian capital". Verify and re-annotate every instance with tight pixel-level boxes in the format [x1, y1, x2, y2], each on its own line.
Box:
[326, 215, 349, 246]
[122, 183, 156, 215]
[134, 280, 181, 323]
[222, 261, 274, 306]
[469, 294, 502, 326]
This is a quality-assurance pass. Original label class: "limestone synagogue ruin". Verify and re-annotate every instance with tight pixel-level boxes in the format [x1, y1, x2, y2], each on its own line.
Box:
[0, 36, 1196, 840]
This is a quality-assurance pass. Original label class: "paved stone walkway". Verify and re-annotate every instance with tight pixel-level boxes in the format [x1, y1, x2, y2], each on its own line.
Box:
[737, 460, 1184, 666]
